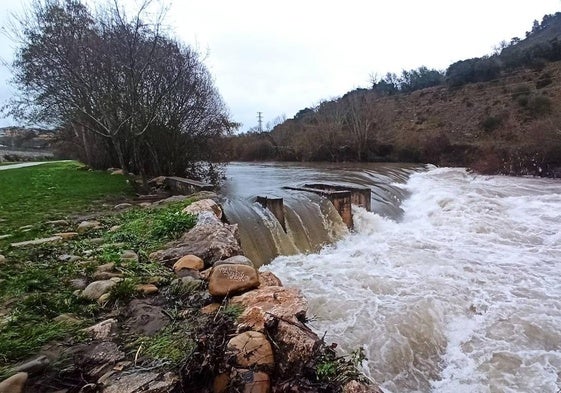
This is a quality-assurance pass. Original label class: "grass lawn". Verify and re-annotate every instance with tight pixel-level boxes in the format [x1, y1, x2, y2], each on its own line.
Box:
[0, 164, 197, 375]
[0, 161, 134, 237]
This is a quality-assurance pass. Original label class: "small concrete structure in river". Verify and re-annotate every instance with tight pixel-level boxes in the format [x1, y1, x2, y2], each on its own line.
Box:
[164, 176, 213, 194]
[257, 184, 371, 230]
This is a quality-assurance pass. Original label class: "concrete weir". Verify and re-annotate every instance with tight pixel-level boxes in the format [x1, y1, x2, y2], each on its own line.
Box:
[257, 184, 371, 230]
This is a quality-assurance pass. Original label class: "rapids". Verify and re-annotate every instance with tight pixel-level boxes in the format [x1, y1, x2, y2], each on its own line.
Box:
[261, 166, 561, 392]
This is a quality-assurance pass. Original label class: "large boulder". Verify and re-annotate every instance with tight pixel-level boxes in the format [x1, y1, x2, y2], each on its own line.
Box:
[230, 286, 317, 376]
[208, 264, 260, 297]
[230, 286, 308, 332]
[150, 212, 242, 266]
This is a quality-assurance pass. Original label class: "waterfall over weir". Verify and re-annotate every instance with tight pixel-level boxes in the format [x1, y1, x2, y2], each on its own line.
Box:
[218, 162, 418, 266]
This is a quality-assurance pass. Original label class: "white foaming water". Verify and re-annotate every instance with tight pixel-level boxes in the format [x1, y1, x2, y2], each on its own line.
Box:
[265, 167, 561, 393]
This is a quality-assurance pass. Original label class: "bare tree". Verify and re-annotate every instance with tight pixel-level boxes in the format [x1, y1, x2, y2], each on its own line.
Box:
[7, 0, 234, 184]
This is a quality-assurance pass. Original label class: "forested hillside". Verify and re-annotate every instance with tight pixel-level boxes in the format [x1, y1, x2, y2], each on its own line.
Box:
[226, 12, 561, 176]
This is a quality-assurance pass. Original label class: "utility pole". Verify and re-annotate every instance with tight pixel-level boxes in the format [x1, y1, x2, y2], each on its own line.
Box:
[257, 112, 263, 132]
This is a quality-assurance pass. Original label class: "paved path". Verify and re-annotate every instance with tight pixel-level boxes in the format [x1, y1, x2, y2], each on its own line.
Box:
[0, 160, 70, 171]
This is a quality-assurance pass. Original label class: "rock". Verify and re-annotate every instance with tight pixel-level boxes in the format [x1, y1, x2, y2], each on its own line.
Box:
[173, 255, 204, 272]
[110, 169, 125, 175]
[227, 331, 274, 368]
[150, 212, 242, 266]
[59, 254, 81, 263]
[135, 284, 158, 295]
[46, 219, 69, 226]
[0, 234, 12, 240]
[83, 319, 117, 340]
[258, 271, 283, 288]
[125, 300, 169, 336]
[235, 370, 270, 393]
[121, 250, 139, 263]
[77, 221, 101, 234]
[201, 303, 221, 314]
[182, 199, 222, 219]
[200, 268, 212, 280]
[230, 286, 308, 332]
[93, 263, 122, 280]
[78, 341, 124, 366]
[10, 236, 62, 248]
[96, 262, 115, 273]
[114, 203, 133, 210]
[93, 272, 123, 281]
[139, 202, 152, 208]
[214, 255, 254, 268]
[0, 372, 28, 393]
[81, 280, 117, 301]
[213, 373, 229, 393]
[230, 286, 316, 376]
[101, 371, 178, 393]
[108, 225, 121, 233]
[69, 278, 88, 290]
[18, 224, 33, 230]
[90, 237, 105, 244]
[13, 355, 49, 374]
[175, 268, 201, 280]
[208, 264, 260, 297]
[343, 380, 384, 393]
[148, 176, 166, 187]
[97, 293, 111, 304]
[54, 232, 79, 240]
[0, 254, 5, 264]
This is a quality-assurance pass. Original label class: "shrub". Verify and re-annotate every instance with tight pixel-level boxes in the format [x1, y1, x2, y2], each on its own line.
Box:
[536, 73, 553, 89]
[481, 116, 503, 132]
[527, 95, 552, 116]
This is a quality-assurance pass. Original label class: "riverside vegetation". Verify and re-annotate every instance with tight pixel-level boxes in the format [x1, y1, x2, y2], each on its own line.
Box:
[0, 162, 378, 392]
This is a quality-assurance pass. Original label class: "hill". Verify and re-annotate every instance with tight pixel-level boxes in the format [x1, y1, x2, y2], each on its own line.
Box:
[225, 12, 561, 177]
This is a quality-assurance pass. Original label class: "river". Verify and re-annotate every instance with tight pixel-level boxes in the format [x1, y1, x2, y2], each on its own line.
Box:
[221, 162, 561, 393]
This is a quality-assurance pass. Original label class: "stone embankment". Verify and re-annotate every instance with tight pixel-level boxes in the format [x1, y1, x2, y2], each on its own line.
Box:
[0, 198, 382, 393]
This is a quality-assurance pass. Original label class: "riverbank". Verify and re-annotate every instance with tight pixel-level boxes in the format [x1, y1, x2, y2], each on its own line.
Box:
[0, 162, 380, 392]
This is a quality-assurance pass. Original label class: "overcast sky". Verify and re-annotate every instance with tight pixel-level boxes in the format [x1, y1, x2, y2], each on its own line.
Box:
[0, 0, 560, 131]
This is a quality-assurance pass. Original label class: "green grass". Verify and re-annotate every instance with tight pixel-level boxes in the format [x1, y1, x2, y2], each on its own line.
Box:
[0, 161, 133, 236]
[0, 162, 202, 374]
[103, 205, 196, 252]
